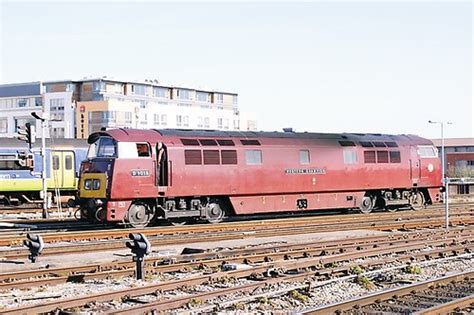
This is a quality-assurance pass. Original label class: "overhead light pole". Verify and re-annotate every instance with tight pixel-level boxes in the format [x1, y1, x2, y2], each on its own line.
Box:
[428, 120, 452, 230]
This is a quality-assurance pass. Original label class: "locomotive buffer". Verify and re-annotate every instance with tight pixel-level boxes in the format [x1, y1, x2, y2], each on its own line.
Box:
[125, 233, 151, 280]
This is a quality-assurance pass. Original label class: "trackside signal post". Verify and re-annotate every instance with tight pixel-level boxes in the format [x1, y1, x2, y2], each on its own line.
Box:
[126, 233, 151, 280]
[23, 233, 44, 263]
[31, 112, 49, 219]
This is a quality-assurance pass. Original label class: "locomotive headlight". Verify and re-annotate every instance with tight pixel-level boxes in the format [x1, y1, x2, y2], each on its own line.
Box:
[84, 179, 92, 190]
[93, 179, 101, 190]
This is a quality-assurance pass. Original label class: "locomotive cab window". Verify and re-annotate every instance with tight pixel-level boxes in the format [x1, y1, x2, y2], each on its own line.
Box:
[245, 150, 262, 165]
[52, 155, 60, 170]
[300, 150, 310, 165]
[136, 143, 151, 157]
[88, 137, 117, 158]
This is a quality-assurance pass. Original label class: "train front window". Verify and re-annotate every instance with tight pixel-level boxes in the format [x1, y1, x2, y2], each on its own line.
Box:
[88, 137, 117, 158]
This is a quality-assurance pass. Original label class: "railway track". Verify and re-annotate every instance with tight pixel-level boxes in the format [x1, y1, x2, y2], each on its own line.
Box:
[0, 208, 472, 260]
[308, 270, 473, 314]
[0, 227, 471, 314]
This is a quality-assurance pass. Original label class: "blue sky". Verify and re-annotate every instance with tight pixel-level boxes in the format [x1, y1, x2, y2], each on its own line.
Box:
[0, 1, 472, 138]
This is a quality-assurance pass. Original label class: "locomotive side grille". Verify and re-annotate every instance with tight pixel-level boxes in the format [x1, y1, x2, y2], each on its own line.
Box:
[203, 150, 220, 165]
[185, 150, 202, 165]
[377, 151, 389, 163]
[364, 151, 376, 163]
[221, 150, 238, 165]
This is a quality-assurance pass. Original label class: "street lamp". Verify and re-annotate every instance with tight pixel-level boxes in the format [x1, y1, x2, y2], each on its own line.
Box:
[428, 120, 452, 230]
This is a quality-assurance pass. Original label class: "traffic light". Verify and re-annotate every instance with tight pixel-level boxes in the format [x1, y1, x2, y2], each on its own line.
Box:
[17, 123, 36, 148]
[125, 233, 151, 280]
[23, 233, 44, 263]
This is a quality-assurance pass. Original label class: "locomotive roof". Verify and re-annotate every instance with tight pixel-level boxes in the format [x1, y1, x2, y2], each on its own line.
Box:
[89, 128, 433, 146]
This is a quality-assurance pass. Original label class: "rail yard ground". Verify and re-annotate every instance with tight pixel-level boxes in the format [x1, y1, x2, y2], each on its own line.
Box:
[0, 204, 473, 314]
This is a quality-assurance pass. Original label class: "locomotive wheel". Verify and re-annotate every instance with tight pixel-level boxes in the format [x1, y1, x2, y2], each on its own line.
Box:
[359, 196, 374, 214]
[126, 203, 153, 228]
[205, 200, 225, 224]
[410, 192, 425, 211]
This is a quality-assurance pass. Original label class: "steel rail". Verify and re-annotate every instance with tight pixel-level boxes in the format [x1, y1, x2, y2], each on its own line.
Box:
[305, 270, 474, 314]
[1, 229, 471, 289]
[0, 206, 472, 246]
[1, 236, 472, 314]
[413, 294, 474, 314]
[1, 214, 473, 261]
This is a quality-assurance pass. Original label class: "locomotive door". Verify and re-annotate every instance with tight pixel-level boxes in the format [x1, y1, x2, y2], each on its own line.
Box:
[409, 146, 420, 184]
[156, 143, 168, 186]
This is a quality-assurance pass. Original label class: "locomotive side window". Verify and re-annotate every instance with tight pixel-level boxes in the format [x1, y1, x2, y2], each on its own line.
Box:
[217, 139, 235, 146]
[245, 150, 262, 165]
[364, 151, 376, 163]
[377, 151, 389, 163]
[339, 141, 356, 147]
[360, 141, 373, 148]
[343, 150, 358, 164]
[241, 139, 261, 146]
[373, 142, 386, 148]
[199, 139, 218, 146]
[203, 150, 220, 164]
[300, 150, 310, 165]
[385, 142, 398, 147]
[184, 150, 202, 165]
[389, 151, 401, 163]
[417, 145, 438, 158]
[181, 139, 200, 146]
[136, 143, 151, 157]
[221, 150, 238, 164]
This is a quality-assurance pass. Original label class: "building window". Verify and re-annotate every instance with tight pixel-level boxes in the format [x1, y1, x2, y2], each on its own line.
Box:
[217, 118, 223, 129]
[177, 89, 190, 100]
[35, 97, 42, 107]
[245, 150, 262, 165]
[51, 128, 65, 138]
[93, 81, 106, 92]
[139, 100, 147, 109]
[196, 91, 209, 102]
[197, 116, 203, 128]
[0, 119, 7, 133]
[50, 98, 65, 111]
[204, 117, 210, 128]
[223, 119, 229, 130]
[18, 98, 28, 107]
[343, 150, 358, 164]
[233, 120, 240, 130]
[161, 114, 167, 126]
[183, 115, 189, 127]
[133, 84, 147, 95]
[153, 87, 168, 98]
[232, 95, 238, 105]
[154, 114, 160, 125]
[176, 115, 182, 127]
[125, 112, 132, 124]
[215, 93, 223, 104]
[140, 113, 148, 125]
[300, 150, 310, 165]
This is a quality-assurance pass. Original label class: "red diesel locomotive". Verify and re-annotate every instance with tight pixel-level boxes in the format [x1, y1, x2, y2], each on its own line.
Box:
[78, 129, 442, 227]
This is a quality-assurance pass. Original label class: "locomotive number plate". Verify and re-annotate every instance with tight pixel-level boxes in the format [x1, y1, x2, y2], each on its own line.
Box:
[131, 169, 150, 177]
